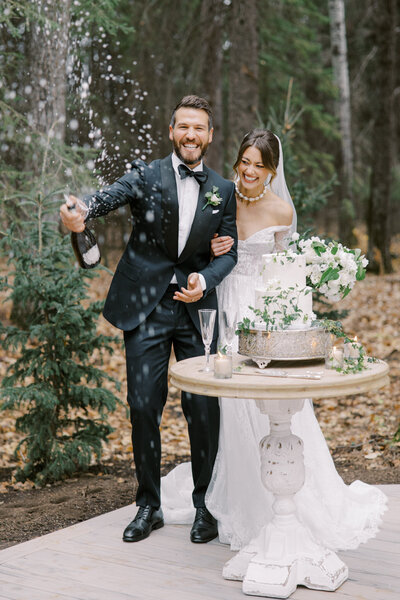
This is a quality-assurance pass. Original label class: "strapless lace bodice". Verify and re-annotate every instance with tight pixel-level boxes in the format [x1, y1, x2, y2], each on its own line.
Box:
[234, 225, 290, 276]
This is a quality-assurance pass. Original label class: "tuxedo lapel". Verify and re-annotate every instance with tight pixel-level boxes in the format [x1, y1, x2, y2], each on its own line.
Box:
[177, 165, 214, 264]
[160, 155, 179, 261]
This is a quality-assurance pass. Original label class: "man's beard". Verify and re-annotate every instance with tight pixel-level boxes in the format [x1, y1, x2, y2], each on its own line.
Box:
[173, 139, 209, 166]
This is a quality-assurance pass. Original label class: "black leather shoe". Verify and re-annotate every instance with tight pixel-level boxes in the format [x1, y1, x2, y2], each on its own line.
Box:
[190, 507, 218, 543]
[122, 506, 164, 542]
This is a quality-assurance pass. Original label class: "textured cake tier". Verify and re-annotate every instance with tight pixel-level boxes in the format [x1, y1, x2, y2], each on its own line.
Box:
[261, 252, 306, 288]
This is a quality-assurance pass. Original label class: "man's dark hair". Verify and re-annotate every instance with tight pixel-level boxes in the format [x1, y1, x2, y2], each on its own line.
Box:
[170, 95, 213, 130]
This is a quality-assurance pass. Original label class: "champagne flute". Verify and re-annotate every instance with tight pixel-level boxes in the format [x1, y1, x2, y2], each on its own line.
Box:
[221, 309, 237, 355]
[198, 309, 217, 372]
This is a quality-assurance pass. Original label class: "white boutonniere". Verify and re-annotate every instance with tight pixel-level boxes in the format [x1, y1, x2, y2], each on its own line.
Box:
[203, 186, 222, 211]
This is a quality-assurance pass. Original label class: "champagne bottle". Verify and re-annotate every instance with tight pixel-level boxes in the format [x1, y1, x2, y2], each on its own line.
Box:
[66, 199, 101, 269]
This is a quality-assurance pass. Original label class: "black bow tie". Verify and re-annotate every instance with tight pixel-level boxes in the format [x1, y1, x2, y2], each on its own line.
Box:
[178, 163, 208, 185]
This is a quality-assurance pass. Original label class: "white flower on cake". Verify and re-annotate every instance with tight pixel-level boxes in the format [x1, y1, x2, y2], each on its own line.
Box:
[309, 263, 322, 285]
[290, 233, 368, 303]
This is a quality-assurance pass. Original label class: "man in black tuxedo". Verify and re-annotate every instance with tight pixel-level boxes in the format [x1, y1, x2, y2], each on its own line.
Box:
[60, 95, 237, 544]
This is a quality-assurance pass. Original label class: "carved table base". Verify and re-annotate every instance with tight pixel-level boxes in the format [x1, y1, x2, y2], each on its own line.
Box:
[169, 355, 389, 598]
[223, 398, 348, 598]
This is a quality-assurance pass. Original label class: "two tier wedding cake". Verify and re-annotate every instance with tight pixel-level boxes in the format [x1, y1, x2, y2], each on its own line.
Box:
[238, 250, 326, 366]
[238, 236, 367, 366]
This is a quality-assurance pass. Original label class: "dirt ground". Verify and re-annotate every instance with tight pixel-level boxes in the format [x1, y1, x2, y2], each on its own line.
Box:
[0, 401, 398, 551]
[0, 252, 399, 551]
[1, 350, 399, 552]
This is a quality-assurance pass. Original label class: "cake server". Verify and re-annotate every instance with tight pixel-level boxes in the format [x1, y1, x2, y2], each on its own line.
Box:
[234, 369, 321, 380]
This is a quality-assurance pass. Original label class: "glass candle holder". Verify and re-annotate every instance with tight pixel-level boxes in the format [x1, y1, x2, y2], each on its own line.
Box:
[325, 345, 344, 369]
[214, 353, 232, 379]
[343, 337, 363, 361]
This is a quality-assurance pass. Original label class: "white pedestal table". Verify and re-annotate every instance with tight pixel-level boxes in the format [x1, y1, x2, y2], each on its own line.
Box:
[169, 355, 389, 599]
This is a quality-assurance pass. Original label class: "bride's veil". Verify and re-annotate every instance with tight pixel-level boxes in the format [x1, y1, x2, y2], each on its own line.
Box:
[269, 135, 297, 235]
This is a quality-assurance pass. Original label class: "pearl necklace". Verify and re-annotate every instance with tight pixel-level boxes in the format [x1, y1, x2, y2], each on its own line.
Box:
[235, 182, 267, 203]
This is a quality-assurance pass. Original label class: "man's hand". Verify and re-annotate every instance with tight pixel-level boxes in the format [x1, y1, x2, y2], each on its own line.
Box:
[173, 273, 204, 303]
[60, 194, 88, 233]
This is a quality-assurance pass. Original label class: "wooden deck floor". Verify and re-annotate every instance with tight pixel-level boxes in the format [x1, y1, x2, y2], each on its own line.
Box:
[0, 485, 399, 600]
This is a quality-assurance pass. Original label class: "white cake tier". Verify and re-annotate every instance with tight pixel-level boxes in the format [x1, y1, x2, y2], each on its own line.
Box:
[261, 252, 306, 288]
[254, 284, 314, 330]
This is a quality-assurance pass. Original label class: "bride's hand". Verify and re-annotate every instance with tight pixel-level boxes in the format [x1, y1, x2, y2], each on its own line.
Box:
[211, 233, 234, 257]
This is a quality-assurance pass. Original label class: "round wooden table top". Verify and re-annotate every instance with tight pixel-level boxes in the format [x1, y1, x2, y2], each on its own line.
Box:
[169, 354, 389, 400]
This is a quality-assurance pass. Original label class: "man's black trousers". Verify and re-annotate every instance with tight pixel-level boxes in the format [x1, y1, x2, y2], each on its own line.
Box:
[123, 284, 219, 508]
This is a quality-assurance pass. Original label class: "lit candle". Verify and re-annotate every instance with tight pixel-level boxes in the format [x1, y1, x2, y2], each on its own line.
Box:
[214, 353, 232, 379]
[326, 345, 344, 369]
[343, 336, 363, 360]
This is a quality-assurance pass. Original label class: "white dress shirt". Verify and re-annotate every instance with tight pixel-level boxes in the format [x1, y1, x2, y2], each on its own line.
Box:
[170, 153, 206, 291]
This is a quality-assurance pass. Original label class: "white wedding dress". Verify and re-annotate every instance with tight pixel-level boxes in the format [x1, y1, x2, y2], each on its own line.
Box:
[161, 225, 387, 552]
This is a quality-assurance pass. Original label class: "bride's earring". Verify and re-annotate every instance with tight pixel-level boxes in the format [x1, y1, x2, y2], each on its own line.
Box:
[264, 174, 272, 187]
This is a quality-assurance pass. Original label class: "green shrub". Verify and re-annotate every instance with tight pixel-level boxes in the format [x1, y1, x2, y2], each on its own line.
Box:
[0, 193, 121, 485]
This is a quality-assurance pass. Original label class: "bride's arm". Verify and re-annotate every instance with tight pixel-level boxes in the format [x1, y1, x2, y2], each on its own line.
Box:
[274, 229, 290, 252]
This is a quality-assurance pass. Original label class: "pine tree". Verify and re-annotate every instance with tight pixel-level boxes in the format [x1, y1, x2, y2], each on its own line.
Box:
[226, 0, 259, 166]
[259, 0, 337, 186]
[267, 80, 336, 233]
[0, 1, 131, 485]
[0, 181, 121, 486]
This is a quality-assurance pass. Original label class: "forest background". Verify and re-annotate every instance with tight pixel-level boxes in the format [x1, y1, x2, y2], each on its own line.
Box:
[0, 0, 399, 546]
[1, 0, 399, 264]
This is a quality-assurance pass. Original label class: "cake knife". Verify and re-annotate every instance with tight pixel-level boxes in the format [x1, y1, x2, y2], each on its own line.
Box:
[234, 369, 321, 380]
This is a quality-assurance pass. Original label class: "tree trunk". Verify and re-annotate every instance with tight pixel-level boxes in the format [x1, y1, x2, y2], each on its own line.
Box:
[198, 0, 226, 174]
[227, 0, 259, 168]
[27, 0, 71, 144]
[366, 0, 396, 273]
[328, 0, 355, 245]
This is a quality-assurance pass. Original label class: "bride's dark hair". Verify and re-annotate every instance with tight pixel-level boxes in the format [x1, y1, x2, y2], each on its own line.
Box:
[233, 129, 280, 182]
